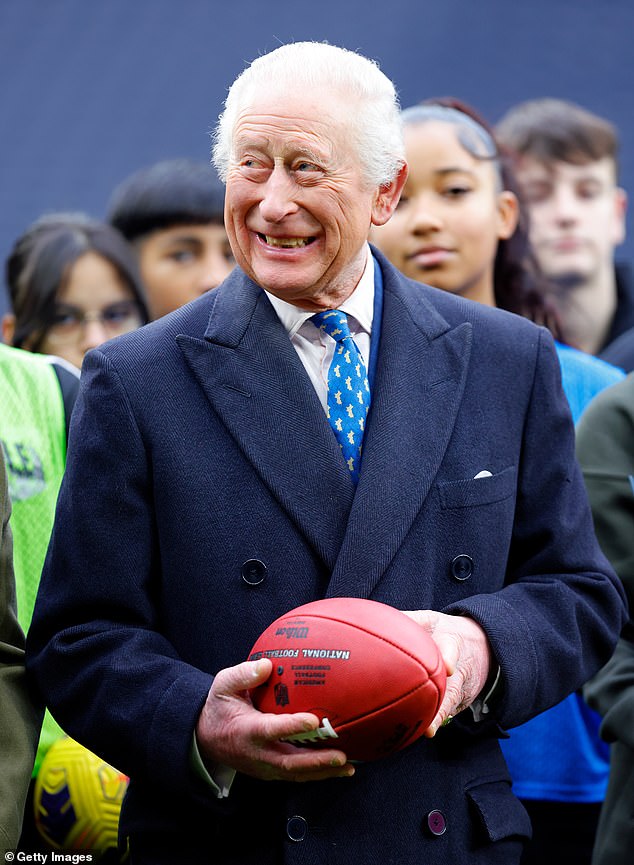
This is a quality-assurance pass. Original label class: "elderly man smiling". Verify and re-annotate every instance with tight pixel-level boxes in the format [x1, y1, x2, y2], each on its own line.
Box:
[27, 42, 626, 864]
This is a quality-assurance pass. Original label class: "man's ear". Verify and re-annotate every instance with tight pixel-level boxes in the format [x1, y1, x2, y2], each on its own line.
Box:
[371, 163, 408, 226]
[2, 313, 16, 345]
[496, 190, 520, 240]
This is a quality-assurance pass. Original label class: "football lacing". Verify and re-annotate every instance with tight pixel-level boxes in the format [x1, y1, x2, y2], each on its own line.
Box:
[282, 718, 338, 743]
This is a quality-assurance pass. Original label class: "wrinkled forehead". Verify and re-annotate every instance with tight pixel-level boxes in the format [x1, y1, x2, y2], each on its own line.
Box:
[232, 88, 354, 158]
[238, 82, 350, 121]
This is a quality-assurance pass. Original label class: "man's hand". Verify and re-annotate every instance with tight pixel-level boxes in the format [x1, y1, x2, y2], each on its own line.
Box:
[195, 658, 355, 782]
[402, 610, 493, 736]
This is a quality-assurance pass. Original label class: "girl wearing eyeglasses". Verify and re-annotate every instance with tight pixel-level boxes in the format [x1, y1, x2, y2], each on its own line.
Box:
[4, 213, 149, 371]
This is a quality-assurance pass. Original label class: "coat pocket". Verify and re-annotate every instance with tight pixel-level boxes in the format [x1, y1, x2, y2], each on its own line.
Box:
[466, 778, 532, 843]
[437, 466, 517, 510]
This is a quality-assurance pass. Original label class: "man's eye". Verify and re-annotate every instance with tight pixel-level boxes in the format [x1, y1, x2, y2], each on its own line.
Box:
[522, 184, 551, 204]
[577, 183, 602, 200]
[293, 161, 324, 178]
[240, 159, 270, 180]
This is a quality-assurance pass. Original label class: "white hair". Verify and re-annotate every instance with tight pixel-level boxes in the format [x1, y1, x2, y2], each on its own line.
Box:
[212, 41, 405, 188]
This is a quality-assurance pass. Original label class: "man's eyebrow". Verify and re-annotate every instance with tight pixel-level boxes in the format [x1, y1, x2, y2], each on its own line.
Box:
[291, 147, 326, 164]
[234, 136, 328, 165]
[233, 134, 270, 151]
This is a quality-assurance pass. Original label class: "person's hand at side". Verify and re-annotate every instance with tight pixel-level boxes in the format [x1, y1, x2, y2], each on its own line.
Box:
[195, 658, 355, 782]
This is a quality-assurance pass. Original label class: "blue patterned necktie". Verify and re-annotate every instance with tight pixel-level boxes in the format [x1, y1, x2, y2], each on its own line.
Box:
[311, 310, 371, 484]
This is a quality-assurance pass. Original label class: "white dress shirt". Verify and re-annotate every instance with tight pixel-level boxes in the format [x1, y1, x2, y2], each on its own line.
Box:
[265, 245, 375, 411]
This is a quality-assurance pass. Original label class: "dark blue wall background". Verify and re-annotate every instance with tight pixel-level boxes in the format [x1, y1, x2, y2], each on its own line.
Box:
[1, 0, 632, 314]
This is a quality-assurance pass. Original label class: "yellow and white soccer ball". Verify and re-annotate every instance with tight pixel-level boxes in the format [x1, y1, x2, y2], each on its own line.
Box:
[34, 736, 129, 859]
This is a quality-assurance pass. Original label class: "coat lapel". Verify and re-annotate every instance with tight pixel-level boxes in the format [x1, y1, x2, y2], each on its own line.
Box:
[177, 260, 472, 594]
[327, 260, 473, 598]
[176, 272, 354, 572]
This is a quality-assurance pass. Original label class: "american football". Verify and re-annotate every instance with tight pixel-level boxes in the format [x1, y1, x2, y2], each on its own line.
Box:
[248, 597, 446, 761]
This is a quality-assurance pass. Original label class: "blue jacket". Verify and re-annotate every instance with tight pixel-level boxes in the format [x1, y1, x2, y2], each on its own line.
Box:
[501, 342, 625, 803]
[26, 249, 627, 864]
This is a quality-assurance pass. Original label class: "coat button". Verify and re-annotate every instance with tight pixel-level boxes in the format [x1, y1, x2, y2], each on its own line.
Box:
[425, 809, 447, 836]
[286, 815, 307, 842]
[241, 559, 267, 585]
[450, 554, 473, 581]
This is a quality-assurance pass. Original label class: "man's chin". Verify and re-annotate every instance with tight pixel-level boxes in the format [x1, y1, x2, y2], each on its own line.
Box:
[254, 272, 322, 307]
[547, 270, 588, 292]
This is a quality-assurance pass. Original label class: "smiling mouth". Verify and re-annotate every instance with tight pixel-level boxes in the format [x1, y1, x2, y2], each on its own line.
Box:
[258, 234, 316, 249]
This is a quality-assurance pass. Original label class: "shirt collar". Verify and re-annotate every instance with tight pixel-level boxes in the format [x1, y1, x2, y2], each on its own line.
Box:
[265, 245, 374, 339]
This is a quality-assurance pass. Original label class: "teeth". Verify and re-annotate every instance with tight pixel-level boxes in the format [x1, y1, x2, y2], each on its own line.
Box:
[264, 235, 311, 248]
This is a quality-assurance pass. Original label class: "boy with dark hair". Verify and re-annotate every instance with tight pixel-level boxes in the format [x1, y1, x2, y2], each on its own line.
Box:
[496, 98, 631, 362]
[107, 159, 234, 319]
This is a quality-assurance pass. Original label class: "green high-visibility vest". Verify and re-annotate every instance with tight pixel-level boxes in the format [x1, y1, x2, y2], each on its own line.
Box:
[0, 343, 68, 773]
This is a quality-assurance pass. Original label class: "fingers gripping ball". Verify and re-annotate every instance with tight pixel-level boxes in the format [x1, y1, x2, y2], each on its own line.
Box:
[248, 598, 446, 761]
[34, 736, 129, 860]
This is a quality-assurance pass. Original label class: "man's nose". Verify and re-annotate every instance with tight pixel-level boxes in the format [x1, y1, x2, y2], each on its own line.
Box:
[258, 165, 299, 223]
[551, 185, 579, 226]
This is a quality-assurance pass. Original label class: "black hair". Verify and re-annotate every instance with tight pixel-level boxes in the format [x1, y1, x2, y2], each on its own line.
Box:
[414, 97, 563, 339]
[107, 158, 226, 242]
[5, 213, 150, 352]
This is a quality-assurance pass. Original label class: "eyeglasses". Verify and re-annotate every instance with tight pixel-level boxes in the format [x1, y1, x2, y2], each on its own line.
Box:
[45, 300, 144, 343]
